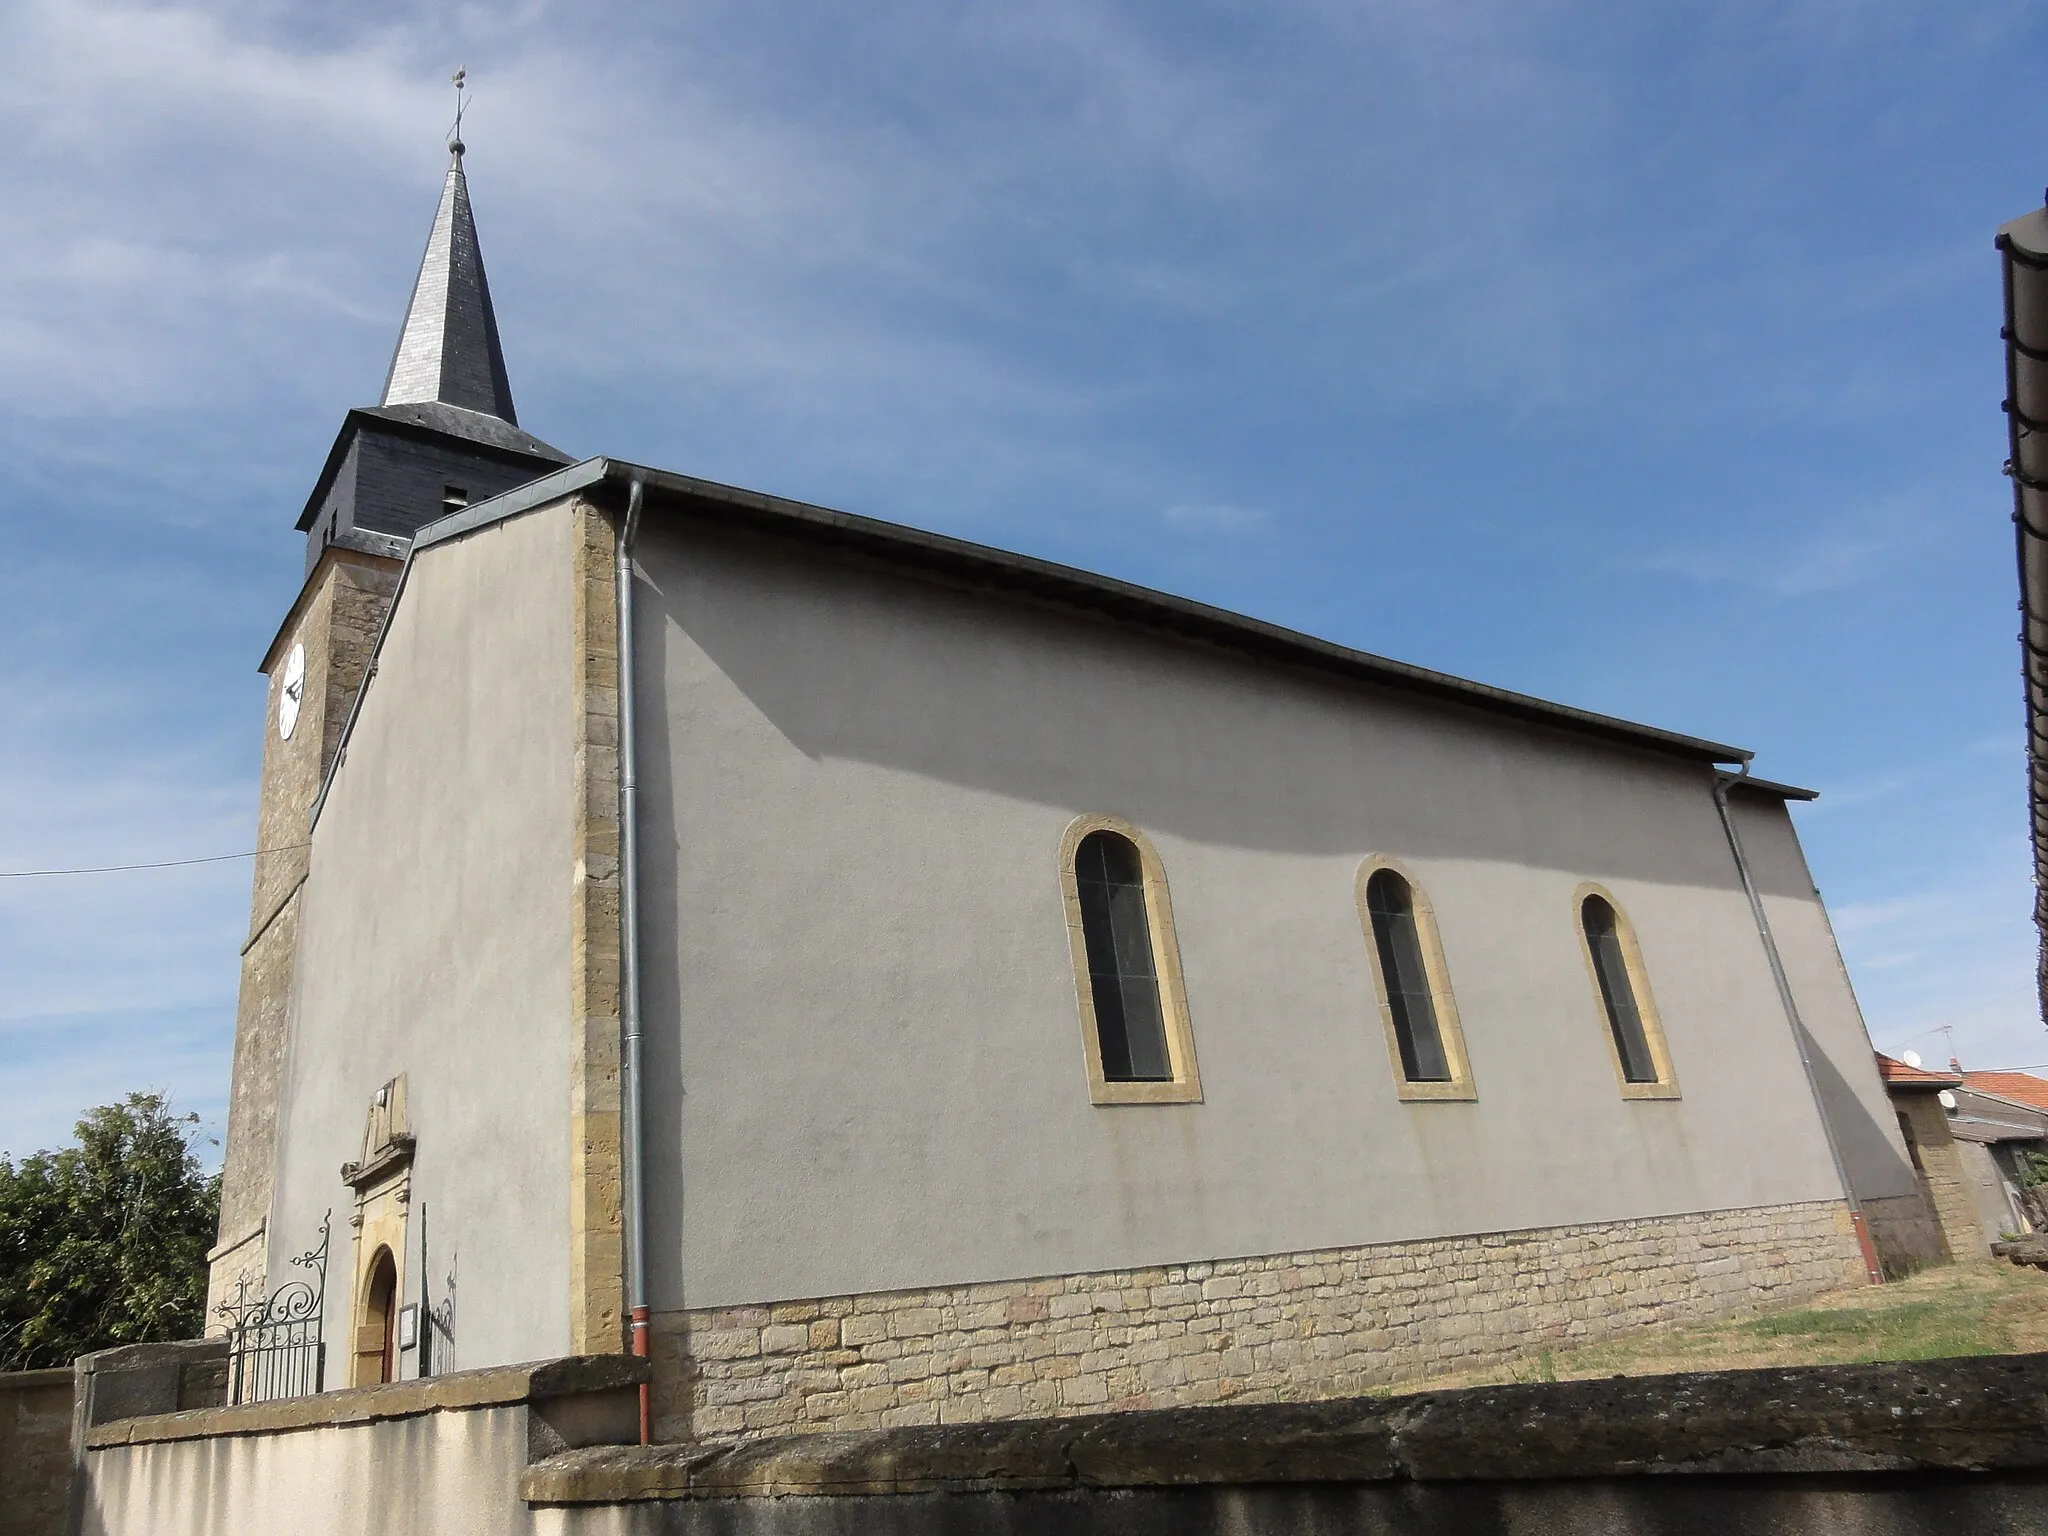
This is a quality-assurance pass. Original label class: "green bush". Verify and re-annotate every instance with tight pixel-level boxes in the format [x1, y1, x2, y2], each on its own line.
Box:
[0, 1095, 219, 1371]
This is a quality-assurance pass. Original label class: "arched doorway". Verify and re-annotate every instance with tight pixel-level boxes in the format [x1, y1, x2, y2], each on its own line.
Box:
[353, 1246, 398, 1385]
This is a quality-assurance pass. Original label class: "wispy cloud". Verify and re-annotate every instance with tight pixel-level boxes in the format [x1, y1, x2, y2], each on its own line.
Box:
[1622, 492, 1942, 600]
[1163, 501, 1270, 536]
[1, 0, 2043, 1160]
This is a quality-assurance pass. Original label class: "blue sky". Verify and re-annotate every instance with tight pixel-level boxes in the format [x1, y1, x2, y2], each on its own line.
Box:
[3, 0, 2046, 1159]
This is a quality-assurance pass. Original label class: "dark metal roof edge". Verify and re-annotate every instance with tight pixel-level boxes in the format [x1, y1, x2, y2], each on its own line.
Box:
[1723, 773, 1820, 803]
[413, 457, 1756, 769]
[412, 457, 615, 549]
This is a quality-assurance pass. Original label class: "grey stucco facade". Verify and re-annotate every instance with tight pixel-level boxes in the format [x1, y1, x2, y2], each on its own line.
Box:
[248, 473, 1914, 1408]
[629, 511, 1910, 1312]
[269, 505, 581, 1377]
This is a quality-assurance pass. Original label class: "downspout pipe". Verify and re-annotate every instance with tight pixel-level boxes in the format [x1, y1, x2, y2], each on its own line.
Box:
[615, 475, 651, 1441]
[1712, 769, 1883, 1286]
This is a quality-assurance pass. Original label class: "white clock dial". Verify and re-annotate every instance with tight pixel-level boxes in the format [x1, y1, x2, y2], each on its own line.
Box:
[279, 643, 307, 741]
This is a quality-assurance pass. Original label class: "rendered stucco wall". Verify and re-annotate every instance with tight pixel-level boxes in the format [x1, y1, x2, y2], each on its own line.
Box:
[272, 505, 579, 1377]
[630, 518, 1899, 1313]
[1723, 791, 1922, 1208]
[81, 1407, 534, 1536]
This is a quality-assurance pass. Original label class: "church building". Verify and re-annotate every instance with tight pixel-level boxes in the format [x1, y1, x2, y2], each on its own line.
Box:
[208, 142, 1943, 1443]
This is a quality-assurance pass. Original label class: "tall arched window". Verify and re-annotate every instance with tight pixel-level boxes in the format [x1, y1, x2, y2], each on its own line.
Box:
[1356, 857, 1476, 1101]
[1575, 886, 1678, 1098]
[1059, 816, 1201, 1105]
[1076, 831, 1170, 1081]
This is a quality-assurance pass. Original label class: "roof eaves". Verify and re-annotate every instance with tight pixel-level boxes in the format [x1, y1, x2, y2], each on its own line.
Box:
[1726, 773, 1821, 803]
[606, 462, 1755, 769]
[319, 454, 1773, 839]
[1959, 1083, 2048, 1118]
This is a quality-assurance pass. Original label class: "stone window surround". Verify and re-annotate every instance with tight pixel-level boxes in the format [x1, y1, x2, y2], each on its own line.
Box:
[1057, 814, 1202, 1106]
[1353, 854, 1478, 1103]
[1571, 881, 1681, 1101]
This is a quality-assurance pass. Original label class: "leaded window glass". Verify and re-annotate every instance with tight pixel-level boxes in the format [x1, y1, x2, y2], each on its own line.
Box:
[1074, 830, 1172, 1082]
[1582, 895, 1657, 1083]
[1365, 868, 1452, 1082]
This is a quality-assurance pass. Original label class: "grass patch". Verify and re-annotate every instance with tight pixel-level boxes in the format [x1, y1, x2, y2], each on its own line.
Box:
[1736, 1296, 2006, 1361]
[1397, 1260, 2048, 1395]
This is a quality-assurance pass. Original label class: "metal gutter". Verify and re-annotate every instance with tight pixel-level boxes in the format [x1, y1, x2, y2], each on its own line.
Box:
[1724, 772, 1820, 803]
[1998, 199, 2048, 1027]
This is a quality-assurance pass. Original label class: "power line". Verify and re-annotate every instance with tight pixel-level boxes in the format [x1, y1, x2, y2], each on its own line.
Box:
[0, 844, 309, 879]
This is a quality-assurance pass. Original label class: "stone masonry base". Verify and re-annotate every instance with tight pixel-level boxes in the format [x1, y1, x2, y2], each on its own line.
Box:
[650, 1200, 1864, 1443]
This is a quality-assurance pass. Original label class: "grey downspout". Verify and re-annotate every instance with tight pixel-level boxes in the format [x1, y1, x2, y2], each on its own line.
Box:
[1712, 770, 1883, 1285]
[616, 476, 651, 1440]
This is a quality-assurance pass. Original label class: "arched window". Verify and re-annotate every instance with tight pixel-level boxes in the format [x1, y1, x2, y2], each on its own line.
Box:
[1356, 858, 1476, 1101]
[1575, 887, 1678, 1098]
[1059, 816, 1201, 1105]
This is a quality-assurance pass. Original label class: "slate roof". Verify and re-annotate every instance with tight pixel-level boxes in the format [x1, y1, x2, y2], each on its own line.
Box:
[380, 148, 520, 423]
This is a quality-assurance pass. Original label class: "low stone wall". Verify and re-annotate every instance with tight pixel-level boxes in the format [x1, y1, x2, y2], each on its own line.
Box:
[79, 1354, 646, 1536]
[531, 1353, 2048, 1534]
[653, 1199, 1865, 1442]
[0, 1368, 76, 1536]
[74, 1346, 2048, 1535]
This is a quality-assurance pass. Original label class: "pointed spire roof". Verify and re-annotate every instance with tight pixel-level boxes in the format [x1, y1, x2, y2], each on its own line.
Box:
[380, 145, 519, 423]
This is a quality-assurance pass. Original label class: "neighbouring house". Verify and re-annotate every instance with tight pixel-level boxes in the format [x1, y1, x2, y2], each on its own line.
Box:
[205, 140, 1935, 1445]
[1953, 1072, 2048, 1240]
[1875, 1054, 1970, 1264]
[1875, 1055, 2048, 1259]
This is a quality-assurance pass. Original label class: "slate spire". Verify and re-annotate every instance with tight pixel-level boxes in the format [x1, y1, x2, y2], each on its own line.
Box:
[380, 144, 520, 425]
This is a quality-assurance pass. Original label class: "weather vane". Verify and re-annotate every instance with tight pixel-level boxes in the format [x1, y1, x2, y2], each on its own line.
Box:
[449, 66, 467, 156]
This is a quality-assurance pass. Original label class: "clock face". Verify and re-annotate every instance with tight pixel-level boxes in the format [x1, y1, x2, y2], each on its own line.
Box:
[279, 643, 307, 741]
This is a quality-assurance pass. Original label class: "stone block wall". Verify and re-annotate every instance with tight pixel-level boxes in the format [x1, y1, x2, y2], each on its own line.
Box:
[1, 1369, 77, 1536]
[1861, 1190, 1950, 1278]
[649, 1199, 1864, 1443]
[211, 547, 400, 1317]
[1895, 1093, 1987, 1261]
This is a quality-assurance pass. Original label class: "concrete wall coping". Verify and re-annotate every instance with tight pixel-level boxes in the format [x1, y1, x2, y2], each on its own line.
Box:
[0, 1368, 75, 1392]
[525, 1353, 2048, 1503]
[85, 1354, 648, 1449]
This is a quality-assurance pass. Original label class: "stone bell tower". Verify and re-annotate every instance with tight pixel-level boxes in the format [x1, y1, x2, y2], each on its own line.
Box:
[207, 140, 572, 1313]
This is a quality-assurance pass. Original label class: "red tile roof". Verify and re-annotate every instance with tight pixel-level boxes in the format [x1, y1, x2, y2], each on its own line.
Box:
[1961, 1071, 2048, 1112]
[1874, 1052, 1962, 1088]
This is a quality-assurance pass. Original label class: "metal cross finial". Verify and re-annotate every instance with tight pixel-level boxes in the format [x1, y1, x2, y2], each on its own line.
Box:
[449, 67, 468, 157]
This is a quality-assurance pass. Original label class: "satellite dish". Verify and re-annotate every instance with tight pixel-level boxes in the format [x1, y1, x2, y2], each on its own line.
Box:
[1903, 1050, 1923, 1069]
[1939, 1090, 1958, 1111]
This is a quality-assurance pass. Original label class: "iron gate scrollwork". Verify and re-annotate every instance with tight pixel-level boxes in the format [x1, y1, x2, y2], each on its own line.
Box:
[215, 1210, 330, 1404]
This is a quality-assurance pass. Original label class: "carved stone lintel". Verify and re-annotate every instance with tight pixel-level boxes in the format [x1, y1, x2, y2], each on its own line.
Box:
[342, 1134, 416, 1193]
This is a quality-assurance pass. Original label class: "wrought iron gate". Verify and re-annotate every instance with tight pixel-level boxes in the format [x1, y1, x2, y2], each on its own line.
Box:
[215, 1211, 330, 1405]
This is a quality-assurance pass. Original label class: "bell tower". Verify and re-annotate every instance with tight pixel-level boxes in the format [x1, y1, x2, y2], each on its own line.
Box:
[207, 137, 572, 1313]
